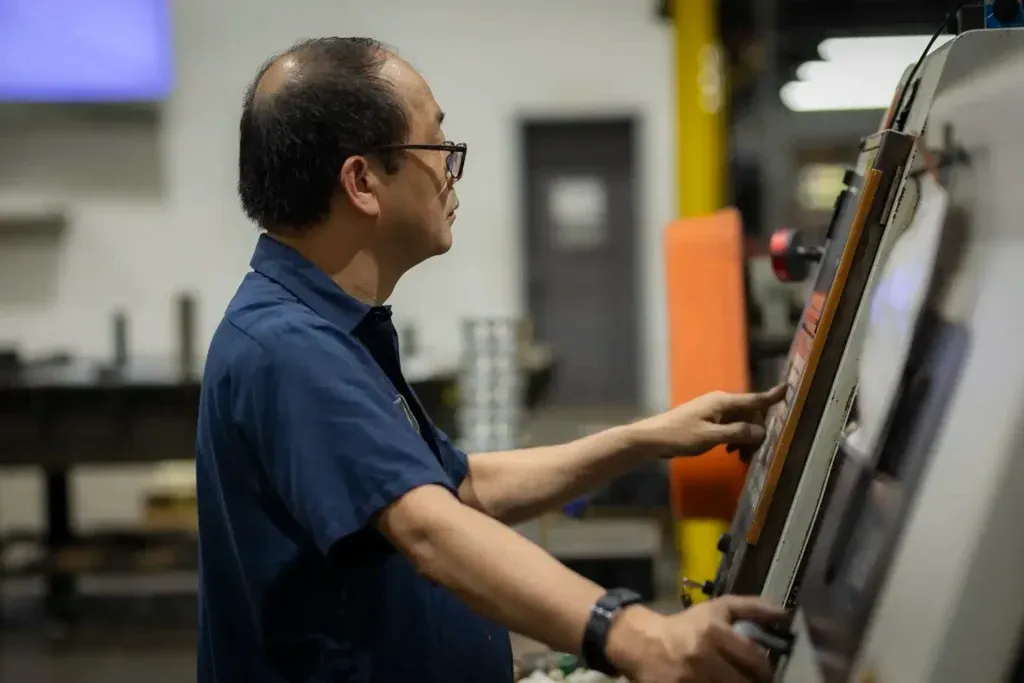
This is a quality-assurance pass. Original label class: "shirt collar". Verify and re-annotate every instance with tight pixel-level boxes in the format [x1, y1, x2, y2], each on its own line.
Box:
[249, 233, 382, 332]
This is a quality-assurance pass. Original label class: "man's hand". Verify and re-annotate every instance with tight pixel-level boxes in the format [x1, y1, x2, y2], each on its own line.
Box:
[632, 385, 788, 458]
[607, 595, 786, 683]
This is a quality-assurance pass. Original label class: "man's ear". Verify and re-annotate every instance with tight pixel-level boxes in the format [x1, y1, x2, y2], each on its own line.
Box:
[340, 156, 381, 218]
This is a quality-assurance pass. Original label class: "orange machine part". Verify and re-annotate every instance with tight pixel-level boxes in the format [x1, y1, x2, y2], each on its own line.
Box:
[665, 208, 750, 521]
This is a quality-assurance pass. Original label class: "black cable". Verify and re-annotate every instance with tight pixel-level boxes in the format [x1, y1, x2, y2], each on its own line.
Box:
[891, 1, 972, 131]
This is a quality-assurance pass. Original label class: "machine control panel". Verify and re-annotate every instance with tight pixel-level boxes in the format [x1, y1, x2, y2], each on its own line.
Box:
[708, 130, 916, 599]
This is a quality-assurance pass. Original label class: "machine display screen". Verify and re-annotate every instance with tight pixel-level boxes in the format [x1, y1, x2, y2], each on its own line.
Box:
[1010, 636, 1024, 682]
[801, 313, 969, 683]
[736, 172, 864, 527]
[829, 479, 900, 615]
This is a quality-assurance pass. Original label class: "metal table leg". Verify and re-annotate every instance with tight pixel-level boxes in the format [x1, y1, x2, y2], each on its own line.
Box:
[44, 469, 75, 621]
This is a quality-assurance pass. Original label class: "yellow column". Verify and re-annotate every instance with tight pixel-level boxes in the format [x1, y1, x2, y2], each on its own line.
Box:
[672, 0, 730, 604]
[674, 0, 726, 216]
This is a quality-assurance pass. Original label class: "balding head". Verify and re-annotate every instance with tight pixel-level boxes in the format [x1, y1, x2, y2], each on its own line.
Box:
[238, 38, 412, 232]
[252, 52, 301, 99]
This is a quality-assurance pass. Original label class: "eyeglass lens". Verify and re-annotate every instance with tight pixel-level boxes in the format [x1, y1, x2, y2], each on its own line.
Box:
[446, 147, 464, 179]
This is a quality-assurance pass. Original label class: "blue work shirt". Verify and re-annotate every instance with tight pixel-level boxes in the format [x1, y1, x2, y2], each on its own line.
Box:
[195, 235, 513, 683]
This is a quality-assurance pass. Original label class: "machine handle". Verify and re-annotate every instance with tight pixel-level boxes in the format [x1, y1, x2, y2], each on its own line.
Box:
[732, 620, 794, 656]
[769, 227, 825, 283]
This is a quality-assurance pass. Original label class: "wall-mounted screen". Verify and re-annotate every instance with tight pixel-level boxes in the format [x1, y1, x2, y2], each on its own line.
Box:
[0, 0, 173, 103]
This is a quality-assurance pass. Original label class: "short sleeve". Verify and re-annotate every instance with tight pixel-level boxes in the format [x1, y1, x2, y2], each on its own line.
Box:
[241, 324, 457, 554]
[433, 427, 470, 488]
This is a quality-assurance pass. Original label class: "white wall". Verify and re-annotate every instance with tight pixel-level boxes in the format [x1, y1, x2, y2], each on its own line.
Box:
[0, 0, 674, 530]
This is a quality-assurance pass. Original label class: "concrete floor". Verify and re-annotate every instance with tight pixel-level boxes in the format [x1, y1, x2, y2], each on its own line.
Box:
[0, 636, 550, 683]
[1, 645, 196, 683]
[0, 610, 550, 683]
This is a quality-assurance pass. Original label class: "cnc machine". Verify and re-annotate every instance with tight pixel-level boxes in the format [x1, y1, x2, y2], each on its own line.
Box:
[772, 40, 1024, 683]
[705, 26, 1024, 612]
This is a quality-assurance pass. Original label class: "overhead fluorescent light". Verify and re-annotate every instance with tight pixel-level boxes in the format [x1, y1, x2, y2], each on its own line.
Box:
[781, 34, 956, 112]
[793, 60, 892, 86]
[784, 60, 905, 110]
[817, 34, 955, 63]
[780, 79, 896, 112]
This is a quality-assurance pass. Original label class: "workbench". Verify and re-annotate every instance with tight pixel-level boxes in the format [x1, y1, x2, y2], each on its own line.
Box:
[0, 351, 554, 625]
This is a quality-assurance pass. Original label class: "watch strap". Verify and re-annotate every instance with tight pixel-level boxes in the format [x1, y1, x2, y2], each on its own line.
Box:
[581, 588, 644, 676]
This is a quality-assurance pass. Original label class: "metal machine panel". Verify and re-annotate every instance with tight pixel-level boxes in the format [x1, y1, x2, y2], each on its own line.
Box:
[798, 311, 968, 683]
[780, 38, 1024, 682]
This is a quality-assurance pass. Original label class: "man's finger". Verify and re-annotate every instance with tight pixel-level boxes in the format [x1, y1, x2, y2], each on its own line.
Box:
[717, 595, 789, 623]
[729, 384, 787, 410]
[753, 384, 787, 406]
[711, 622, 775, 682]
[716, 422, 766, 446]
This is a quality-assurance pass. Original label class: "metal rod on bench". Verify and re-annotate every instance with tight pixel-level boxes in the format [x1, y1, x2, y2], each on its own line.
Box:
[112, 310, 128, 370]
[176, 293, 197, 381]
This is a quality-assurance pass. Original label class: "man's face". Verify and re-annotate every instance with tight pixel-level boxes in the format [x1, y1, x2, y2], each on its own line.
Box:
[375, 56, 459, 260]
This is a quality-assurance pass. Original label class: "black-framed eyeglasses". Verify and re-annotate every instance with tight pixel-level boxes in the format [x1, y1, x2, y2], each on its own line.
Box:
[376, 141, 467, 180]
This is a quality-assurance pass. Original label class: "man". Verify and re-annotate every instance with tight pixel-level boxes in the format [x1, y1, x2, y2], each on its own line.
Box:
[197, 37, 787, 683]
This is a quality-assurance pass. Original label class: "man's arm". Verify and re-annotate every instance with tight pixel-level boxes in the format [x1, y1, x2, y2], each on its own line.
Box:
[249, 332, 785, 681]
[458, 385, 787, 524]
[458, 425, 646, 525]
[377, 483, 666, 667]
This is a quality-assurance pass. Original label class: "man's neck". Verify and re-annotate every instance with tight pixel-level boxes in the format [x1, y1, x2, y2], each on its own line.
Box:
[330, 250, 397, 306]
[270, 229, 402, 306]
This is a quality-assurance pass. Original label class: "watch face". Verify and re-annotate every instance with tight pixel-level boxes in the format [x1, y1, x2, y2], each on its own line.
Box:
[606, 587, 644, 607]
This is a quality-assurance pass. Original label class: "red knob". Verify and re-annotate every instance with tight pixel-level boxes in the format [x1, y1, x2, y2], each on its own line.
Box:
[769, 228, 797, 282]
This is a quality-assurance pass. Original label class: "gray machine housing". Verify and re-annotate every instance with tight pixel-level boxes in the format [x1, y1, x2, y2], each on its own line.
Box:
[776, 31, 1024, 683]
[759, 28, 1024, 607]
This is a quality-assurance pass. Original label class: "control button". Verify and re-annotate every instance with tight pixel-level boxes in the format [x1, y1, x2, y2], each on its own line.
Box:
[717, 533, 731, 554]
[682, 576, 719, 601]
[993, 0, 1022, 23]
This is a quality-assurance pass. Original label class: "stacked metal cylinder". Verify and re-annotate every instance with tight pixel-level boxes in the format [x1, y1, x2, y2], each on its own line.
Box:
[458, 318, 523, 453]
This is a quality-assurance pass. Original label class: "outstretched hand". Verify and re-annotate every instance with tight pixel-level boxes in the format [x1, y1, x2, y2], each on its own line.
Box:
[607, 594, 787, 683]
[633, 384, 787, 458]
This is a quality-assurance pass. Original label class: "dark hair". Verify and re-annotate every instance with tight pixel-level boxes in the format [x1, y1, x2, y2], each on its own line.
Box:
[237, 37, 409, 232]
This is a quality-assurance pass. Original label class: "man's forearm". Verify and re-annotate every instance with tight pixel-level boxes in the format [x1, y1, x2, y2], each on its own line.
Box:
[377, 485, 663, 663]
[459, 424, 649, 524]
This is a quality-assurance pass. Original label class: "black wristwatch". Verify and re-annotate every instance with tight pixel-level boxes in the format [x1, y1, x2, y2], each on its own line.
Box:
[580, 588, 645, 676]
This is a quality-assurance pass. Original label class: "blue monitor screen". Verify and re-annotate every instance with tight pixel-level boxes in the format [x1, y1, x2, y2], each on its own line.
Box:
[0, 0, 173, 103]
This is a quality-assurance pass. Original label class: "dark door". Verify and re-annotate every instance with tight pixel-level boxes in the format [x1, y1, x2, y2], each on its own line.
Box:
[522, 119, 639, 408]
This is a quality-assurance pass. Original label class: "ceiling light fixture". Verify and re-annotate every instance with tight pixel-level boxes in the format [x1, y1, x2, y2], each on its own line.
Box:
[780, 34, 956, 112]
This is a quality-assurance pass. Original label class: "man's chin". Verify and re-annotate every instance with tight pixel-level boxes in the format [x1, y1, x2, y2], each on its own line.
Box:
[434, 225, 454, 255]
[431, 237, 453, 257]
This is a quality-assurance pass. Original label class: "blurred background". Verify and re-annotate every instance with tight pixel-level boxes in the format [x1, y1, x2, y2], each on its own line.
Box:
[0, 0, 959, 679]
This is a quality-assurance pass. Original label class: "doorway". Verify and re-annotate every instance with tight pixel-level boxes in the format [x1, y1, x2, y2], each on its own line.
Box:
[521, 118, 640, 408]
